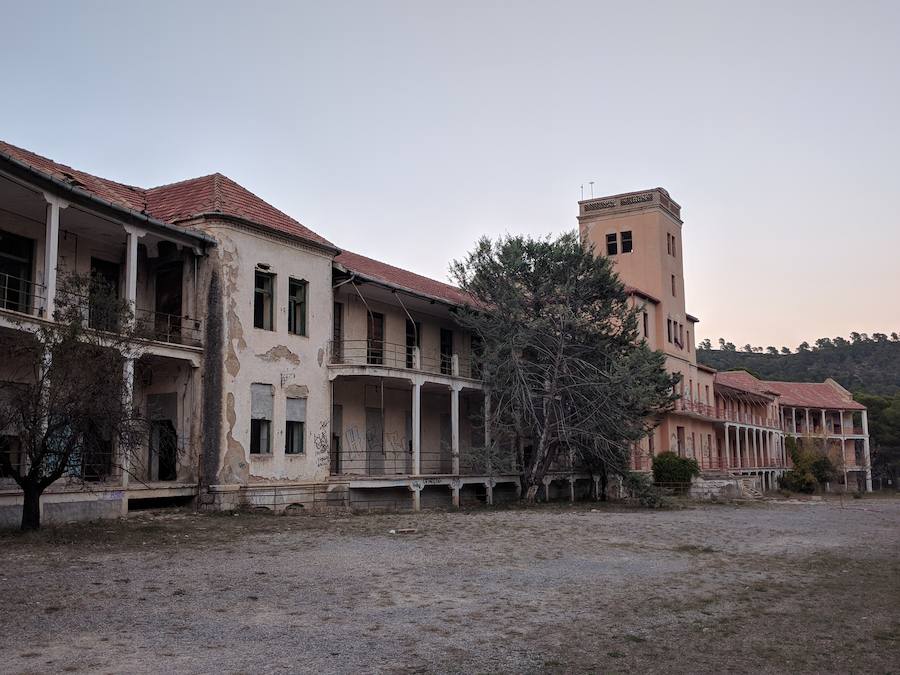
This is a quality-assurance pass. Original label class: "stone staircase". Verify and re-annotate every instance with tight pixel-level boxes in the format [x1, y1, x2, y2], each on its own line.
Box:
[738, 477, 764, 499]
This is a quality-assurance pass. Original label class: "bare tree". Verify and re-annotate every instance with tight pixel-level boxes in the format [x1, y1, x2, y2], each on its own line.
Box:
[0, 274, 146, 530]
[451, 233, 678, 501]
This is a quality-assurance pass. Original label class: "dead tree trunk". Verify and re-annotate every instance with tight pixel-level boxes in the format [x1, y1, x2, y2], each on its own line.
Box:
[21, 484, 41, 531]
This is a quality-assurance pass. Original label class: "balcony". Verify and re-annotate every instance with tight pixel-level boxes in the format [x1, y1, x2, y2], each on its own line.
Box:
[328, 339, 478, 379]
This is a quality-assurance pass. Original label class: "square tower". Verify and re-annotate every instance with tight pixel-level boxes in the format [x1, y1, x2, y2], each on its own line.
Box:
[577, 187, 695, 364]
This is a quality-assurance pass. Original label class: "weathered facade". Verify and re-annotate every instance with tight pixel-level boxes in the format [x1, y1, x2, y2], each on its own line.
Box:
[0, 143, 873, 526]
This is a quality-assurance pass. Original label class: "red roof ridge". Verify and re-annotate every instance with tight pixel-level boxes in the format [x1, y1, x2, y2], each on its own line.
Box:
[146, 172, 221, 192]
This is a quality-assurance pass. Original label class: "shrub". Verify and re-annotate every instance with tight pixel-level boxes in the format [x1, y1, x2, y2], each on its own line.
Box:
[779, 469, 816, 493]
[652, 451, 700, 484]
[623, 472, 664, 508]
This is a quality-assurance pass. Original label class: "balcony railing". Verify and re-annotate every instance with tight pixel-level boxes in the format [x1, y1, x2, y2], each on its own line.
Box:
[134, 309, 203, 348]
[328, 339, 478, 379]
[0, 273, 45, 317]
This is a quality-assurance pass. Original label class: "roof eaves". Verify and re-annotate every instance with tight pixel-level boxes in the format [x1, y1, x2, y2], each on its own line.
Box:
[179, 211, 339, 255]
[0, 151, 217, 248]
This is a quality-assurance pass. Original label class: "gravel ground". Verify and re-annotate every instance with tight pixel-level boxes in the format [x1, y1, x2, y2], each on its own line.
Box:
[1, 497, 898, 674]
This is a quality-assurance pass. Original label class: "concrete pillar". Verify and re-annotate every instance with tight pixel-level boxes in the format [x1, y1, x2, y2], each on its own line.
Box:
[42, 195, 66, 318]
[736, 427, 742, 469]
[862, 410, 872, 492]
[412, 380, 421, 475]
[123, 226, 143, 313]
[568, 477, 575, 503]
[120, 356, 136, 516]
[450, 478, 461, 508]
[450, 385, 460, 475]
[724, 424, 730, 469]
[752, 428, 758, 467]
[485, 479, 495, 506]
[821, 409, 827, 436]
[805, 408, 810, 435]
[411, 484, 422, 512]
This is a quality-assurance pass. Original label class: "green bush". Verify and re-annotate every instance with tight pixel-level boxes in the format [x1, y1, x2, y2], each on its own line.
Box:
[623, 472, 664, 508]
[652, 451, 700, 484]
[779, 469, 816, 493]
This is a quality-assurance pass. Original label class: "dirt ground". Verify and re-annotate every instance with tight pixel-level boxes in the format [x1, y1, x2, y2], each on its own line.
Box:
[0, 497, 898, 675]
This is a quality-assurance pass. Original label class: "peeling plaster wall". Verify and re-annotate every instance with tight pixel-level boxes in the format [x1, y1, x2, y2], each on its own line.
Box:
[195, 220, 334, 485]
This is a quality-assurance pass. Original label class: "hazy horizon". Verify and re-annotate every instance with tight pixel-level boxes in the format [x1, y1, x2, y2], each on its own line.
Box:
[2, 0, 898, 348]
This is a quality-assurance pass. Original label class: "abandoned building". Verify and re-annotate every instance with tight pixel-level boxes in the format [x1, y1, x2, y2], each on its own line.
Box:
[0, 141, 872, 525]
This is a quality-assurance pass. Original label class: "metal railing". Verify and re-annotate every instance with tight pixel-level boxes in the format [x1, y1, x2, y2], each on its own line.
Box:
[134, 308, 203, 347]
[0, 273, 45, 317]
[328, 339, 478, 379]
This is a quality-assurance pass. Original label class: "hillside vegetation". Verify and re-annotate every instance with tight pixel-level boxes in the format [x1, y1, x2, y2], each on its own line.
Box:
[697, 337, 900, 396]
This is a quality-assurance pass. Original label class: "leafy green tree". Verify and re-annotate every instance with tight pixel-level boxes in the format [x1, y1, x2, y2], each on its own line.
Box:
[780, 346, 791, 355]
[815, 338, 834, 350]
[797, 341, 811, 352]
[451, 232, 678, 501]
[854, 392, 900, 487]
[652, 451, 699, 483]
[766, 346, 778, 354]
[698, 339, 712, 351]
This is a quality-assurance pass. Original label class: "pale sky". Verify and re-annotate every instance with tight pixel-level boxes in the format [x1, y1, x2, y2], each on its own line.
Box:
[2, 0, 898, 349]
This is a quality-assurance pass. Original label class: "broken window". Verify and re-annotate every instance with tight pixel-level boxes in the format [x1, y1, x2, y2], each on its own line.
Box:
[0, 229, 35, 314]
[254, 271, 274, 330]
[605, 232, 617, 256]
[285, 397, 306, 454]
[440, 328, 453, 375]
[0, 435, 22, 478]
[621, 230, 633, 253]
[250, 384, 273, 454]
[288, 278, 307, 336]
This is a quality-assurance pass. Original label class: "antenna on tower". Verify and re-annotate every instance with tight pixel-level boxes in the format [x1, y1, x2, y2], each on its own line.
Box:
[580, 183, 584, 200]
[589, 181, 595, 198]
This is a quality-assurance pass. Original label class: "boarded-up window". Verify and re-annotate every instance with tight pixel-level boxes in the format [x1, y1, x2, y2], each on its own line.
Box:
[250, 384, 273, 454]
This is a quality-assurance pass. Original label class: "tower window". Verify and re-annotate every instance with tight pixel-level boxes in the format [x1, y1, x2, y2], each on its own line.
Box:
[288, 278, 307, 336]
[605, 233, 617, 256]
[642, 311, 649, 338]
[667, 319, 673, 343]
[671, 274, 677, 296]
[621, 231, 633, 253]
[666, 233, 671, 255]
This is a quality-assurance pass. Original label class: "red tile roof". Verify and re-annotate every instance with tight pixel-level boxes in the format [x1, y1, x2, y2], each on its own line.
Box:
[146, 174, 335, 249]
[760, 380, 865, 410]
[0, 140, 147, 212]
[0, 139, 334, 250]
[334, 249, 476, 307]
[714, 370, 776, 398]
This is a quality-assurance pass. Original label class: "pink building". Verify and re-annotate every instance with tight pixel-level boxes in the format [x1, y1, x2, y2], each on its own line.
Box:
[579, 188, 872, 493]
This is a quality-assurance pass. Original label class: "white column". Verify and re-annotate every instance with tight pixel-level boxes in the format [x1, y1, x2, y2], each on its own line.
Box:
[42, 195, 67, 318]
[124, 226, 141, 312]
[411, 380, 421, 475]
[862, 410, 872, 492]
[752, 429, 758, 467]
[736, 427, 742, 469]
[450, 384, 460, 475]
[805, 408, 810, 435]
[724, 424, 730, 469]
[120, 356, 136, 515]
[821, 409, 827, 436]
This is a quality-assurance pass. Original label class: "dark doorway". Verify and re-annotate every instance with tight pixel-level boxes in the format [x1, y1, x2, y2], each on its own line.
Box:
[0, 229, 35, 313]
[365, 407, 384, 475]
[440, 328, 453, 374]
[154, 262, 183, 342]
[89, 257, 120, 331]
[150, 419, 178, 481]
[367, 312, 385, 365]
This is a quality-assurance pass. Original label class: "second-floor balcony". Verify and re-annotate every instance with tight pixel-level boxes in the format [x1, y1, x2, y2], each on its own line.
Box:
[328, 339, 478, 380]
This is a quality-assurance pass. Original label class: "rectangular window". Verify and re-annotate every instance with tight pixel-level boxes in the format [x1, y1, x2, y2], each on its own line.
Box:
[89, 257, 121, 331]
[642, 311, 649, 338]
[287, 278, 307, 336]
[285, 397, 306, 454]
[250, 383, 273, 454]
[666, 233, 671, 255]
[687, 330, 691, 352]
[367, 312, 385, 365]
[405, 319, 421, 369]
[605, 232, 618, 256]
[667, 319, 673, 343]
[705, 385, 710, 404]
[648, 433, 655, 454]
[254, 271, 274, 330]
[440, 328, 453, 375]
[671, 274, 677, 297]
[672, 237, 676, 258]
[621, 230, 633, 253]
[332, 302, 343, 362]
